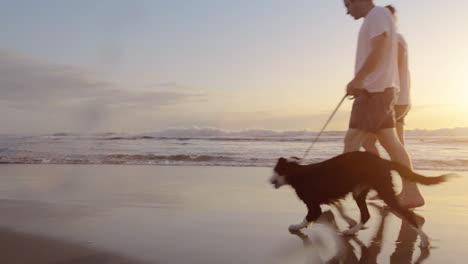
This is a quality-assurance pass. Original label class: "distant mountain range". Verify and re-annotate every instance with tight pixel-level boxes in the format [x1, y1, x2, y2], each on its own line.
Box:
[28, 127, 468, 138]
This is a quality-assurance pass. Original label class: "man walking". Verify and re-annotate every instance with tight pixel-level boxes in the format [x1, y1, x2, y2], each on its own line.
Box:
[342, 0, 424, 208]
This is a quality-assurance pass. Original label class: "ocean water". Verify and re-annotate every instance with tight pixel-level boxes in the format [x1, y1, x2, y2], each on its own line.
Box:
[0, 128, 467, 171]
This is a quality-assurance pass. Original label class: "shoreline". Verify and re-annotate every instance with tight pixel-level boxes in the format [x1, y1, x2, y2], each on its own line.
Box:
[0, 163, 465, 173]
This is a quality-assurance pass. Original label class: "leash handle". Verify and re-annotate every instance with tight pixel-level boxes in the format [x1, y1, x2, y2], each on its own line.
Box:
[302, 94, 348, 160]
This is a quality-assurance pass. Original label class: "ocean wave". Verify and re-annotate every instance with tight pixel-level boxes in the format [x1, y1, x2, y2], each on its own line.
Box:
[140, 128, 337, 139]
[412, 159, 468, 171]
[413, 138, 468, 144]
[104, 136, 156, 141]
[51, 133, 77, 137]
[0, 154, 236, 166]
[102, 154, 233, 162]
[37, 128, 468, 144]
[103, 135, 343, 143]
[1, 154, 467, 171]
[96, 128, 468, 143]
[159, 137, 341, 143]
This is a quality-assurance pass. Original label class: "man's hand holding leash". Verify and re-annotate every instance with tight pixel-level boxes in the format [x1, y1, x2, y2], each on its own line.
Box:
[346, 78, 365, 97]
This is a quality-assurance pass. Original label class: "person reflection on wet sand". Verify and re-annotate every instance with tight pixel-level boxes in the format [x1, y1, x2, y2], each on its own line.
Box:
[289, 204, 429, 263]
[390, 206, 430, 264]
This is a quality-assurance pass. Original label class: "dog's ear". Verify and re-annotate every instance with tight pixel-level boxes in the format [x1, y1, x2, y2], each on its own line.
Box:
[278, 157, 287, 164]
[274, 157, 287, 173]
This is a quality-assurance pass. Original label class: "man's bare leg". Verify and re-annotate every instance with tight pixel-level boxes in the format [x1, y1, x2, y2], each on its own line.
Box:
[396, 122, 405, 146]
[362, 134, 380, 156]
[376, 128, 424, 208]
[394, 122, 417, 205]
[362, 134, 382, 200]
[343, 128, 368, 153]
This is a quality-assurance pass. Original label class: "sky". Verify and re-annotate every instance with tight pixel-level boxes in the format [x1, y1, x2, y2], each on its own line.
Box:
[1, 0, 468, 134]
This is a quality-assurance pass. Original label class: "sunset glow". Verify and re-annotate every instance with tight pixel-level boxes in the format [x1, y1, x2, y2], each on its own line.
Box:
[0, 0, 467, 133]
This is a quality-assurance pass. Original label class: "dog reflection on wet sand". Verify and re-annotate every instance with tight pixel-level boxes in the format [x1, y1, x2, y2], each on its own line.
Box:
[289, 204, 430, 264]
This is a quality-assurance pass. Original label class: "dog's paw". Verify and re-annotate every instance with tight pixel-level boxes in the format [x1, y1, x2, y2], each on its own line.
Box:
[288, 218, 309, 232]
[288, 224, 304, 232]
[341, 229, 357, 236]
[341, 223, 364, 236]
[344, 218, 358, 228]
[419, 234, 431, 248]
[419, 240, 430, 248]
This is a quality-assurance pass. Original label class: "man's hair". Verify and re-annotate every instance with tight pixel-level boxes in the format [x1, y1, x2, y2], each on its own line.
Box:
[385, 5, 396, 15]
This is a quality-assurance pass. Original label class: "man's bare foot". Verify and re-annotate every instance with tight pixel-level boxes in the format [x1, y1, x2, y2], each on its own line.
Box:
[396, 192, 425, 209]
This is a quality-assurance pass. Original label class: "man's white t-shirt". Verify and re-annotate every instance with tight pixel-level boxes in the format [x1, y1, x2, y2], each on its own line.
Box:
[355, 6, 399, 93]
[396, 33, 411, 105]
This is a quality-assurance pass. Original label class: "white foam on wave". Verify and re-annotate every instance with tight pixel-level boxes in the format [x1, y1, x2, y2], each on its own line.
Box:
[1, 128, 467, 170]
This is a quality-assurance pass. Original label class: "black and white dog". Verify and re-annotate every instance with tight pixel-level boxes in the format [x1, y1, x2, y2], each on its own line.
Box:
[270, 151, 452, 247]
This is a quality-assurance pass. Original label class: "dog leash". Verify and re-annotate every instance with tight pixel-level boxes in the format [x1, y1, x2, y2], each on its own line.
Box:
[302, 94, 349, 160]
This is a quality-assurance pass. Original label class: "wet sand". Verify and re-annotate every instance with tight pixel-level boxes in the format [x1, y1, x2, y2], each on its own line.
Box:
[0, 228, 149, 264]
[0, 164, 466, 263]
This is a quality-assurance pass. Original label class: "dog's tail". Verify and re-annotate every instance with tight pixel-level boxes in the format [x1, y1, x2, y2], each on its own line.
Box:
[390, 161, 458, 185]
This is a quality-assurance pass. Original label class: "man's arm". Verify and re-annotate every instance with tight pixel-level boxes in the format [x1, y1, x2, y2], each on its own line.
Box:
[347, 33, 387, 95]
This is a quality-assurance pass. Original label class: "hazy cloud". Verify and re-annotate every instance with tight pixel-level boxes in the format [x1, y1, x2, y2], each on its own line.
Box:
[153, 82, 207, 93]
[0, 50, 204, 133]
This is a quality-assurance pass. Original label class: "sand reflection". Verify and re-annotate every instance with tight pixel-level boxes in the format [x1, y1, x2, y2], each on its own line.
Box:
[289, 203, 430, 263]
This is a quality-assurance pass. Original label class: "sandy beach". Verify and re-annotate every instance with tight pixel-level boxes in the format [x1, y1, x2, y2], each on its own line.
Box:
[0, 164, 467, 263]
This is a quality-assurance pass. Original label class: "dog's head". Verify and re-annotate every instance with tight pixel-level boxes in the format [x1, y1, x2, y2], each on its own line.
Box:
[270, 156, 301, 189]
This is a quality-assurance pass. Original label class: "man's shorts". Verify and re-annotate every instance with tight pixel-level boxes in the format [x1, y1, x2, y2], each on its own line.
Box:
[349, 88, 396, 133]
[395, 104, 411, 125]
